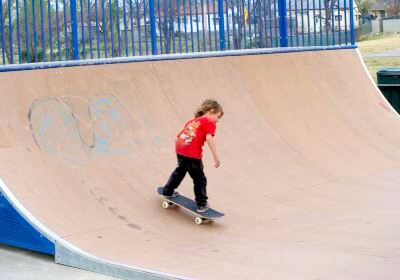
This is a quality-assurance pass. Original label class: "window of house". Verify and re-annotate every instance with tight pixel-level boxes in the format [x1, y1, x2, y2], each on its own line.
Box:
[335, 15, 342, 21]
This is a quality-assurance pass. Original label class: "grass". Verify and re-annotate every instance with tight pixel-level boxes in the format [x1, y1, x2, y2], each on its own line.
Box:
[357, 33, 400, 54]
[357, 33, 400, 82]
[363, 58, 400, 82]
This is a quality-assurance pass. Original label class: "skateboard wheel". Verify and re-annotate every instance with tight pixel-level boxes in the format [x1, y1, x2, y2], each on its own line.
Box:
[162, 201, 170, 209]
[195, 217, 203, 225]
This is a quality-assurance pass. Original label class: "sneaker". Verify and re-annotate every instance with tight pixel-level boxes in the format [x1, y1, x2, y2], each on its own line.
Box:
[197, 203, 210, 213]
[163, 191, 180, 198]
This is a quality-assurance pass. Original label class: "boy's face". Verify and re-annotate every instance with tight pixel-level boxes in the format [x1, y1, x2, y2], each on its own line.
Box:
[210, 111, 223, 123]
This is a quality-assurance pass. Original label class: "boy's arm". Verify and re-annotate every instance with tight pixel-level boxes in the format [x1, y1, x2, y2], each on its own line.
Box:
[206, 134, 220, 168]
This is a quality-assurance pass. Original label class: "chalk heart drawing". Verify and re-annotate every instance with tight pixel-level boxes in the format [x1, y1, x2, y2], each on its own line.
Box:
[28, 94, 135, 161]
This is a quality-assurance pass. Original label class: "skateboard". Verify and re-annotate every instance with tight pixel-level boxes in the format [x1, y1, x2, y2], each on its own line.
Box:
[157, 187, 225, 225]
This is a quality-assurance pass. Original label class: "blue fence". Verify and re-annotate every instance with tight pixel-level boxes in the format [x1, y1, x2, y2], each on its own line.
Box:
[0, 0, 355, 65]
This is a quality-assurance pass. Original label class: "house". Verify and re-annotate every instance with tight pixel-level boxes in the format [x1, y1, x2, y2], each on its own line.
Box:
[286, 0, 361, 33]
[370, 0, 389, 19]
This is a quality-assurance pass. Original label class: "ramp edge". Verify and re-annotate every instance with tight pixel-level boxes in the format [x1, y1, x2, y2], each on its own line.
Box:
[356, 49, 400, 119]
[0, 45, 356, 73]
[55, 242, 192, 280]
[0, 178, 191, 280]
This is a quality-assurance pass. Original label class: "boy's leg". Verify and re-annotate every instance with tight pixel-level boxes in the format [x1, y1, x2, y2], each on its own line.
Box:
[162, 155, 187, 196]
[187, 158, 208, 207]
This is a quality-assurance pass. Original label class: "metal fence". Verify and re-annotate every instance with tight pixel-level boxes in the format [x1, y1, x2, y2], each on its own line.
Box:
[0, 0, 355, 65]
[355, 20, 371, 40]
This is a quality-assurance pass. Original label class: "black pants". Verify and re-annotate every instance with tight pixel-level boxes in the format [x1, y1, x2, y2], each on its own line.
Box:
[163, 154, 208, 207]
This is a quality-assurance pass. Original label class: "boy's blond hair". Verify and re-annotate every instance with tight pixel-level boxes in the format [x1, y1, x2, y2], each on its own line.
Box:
[194, 99, 224, 118]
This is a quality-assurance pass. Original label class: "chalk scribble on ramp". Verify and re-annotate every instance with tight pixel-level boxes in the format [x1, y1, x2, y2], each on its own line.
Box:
[1, 48, 400, 280]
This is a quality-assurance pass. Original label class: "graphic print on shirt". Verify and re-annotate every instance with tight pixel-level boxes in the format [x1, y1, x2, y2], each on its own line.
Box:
[178, 120, 201, 146]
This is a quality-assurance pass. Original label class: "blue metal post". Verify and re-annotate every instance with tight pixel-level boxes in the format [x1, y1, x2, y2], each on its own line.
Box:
[217, 0, 225, 50]
[101, 0, 107, 57]
[70, 0, 79, 59]
[319, 0, 323, 45]
[278, 0, 288, 47]
[247, 0, 252, 48]
[177, 0, 182, 53]
[312, 0, 317, 46]
[189, 0, 194, 52]
[201, 0, 206, 52]
[344, 0, 348, 44]
[226, 0, 231, 50]
[122, 0, 129, 56]
[236, 0, 241, 48]
[306, 0, 311, 46]
[157, 0, 162, 54]
[183, 0, 189, 53]
[16, 0, 22, 64]
[163, 0, 169, 53]
[149, 0, 158, 54]
[266, 0, 272, 47]
[23, 0, 30, 62]
[80, 0, 86, 59]
[206, 0, 212, 50]
[294, 0, 299, 46]
[337, 0, 341, 45]
[110, 0, 115, 56]
[300, 0, 304, 46]
[47, 0, 54, 60]
[88, 0, 95, 59]
[55, 0, 61, 61]
[39, 0, 45, 61]
[241, 0, 246, 48]
[331, 0, 335, 45]
[289, 0, 293, 46]
[0, 0, 5, 64]
[349, 0, 355, 45]
[136, 0, 141, 55]
[212, 0, 217, 50]
[8, 0, 14, 64]
[130, 0, 136, 55]
[169, 0, 175, 53]
[144, 0, 149, 55]
[273, 0, 278, 47]
[94, 0, 101, 58]
[87, 0, 94, 58]
[195, 0, 200, 52]
[33, 0, 39, 61]
[116, 0, 122, 56]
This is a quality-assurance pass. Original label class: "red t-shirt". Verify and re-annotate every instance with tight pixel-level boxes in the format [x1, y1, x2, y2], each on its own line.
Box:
[175, 116, 216, 159]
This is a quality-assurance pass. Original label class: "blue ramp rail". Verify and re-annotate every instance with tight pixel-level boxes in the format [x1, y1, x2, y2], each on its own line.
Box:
[0, 0, 356, 65]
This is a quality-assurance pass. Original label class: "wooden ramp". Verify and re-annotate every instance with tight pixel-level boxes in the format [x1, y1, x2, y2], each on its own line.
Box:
[1, 48, 400, 279]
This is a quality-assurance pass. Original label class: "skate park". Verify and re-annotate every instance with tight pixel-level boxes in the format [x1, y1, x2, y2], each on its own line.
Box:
[1, 0, 400, 279]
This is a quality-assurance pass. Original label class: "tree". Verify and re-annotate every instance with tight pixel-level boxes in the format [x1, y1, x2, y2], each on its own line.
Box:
[323, 0, 341, 31]
[362, 0, 374, 15]
[388, 0, 400, 16]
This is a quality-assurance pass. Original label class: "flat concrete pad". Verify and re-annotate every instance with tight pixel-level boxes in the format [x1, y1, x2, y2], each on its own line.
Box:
[0, 245, 117, 280]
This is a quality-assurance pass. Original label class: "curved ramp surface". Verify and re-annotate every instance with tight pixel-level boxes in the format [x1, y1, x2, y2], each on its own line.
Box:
[1, 48, 400, 279]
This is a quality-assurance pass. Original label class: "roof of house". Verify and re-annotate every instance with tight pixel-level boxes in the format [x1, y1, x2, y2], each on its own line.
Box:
[371, 0, 390, 11]
[286, 0, 358, 11]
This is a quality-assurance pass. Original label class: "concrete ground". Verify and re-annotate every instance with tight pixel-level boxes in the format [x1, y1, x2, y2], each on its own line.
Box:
[362, 48, 400, 58]
[0, 245, 117, 280]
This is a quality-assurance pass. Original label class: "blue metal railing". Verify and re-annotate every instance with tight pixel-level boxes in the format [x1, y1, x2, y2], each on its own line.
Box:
[0, 0, 355, 65]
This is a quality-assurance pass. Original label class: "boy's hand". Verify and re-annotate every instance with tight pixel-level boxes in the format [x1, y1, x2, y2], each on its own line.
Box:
[206, 134, 220, 168]
[214, 156, 221, 168]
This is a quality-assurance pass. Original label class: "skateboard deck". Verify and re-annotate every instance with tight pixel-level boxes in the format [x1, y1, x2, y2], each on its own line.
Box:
[157, 187, 225, 224]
